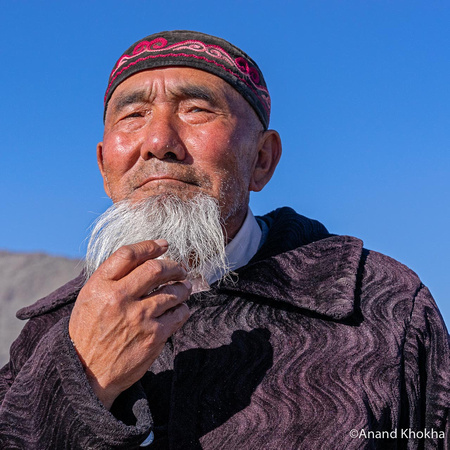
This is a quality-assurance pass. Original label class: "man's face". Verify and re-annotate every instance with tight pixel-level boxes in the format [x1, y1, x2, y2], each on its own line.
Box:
[98, 67, 265, 238]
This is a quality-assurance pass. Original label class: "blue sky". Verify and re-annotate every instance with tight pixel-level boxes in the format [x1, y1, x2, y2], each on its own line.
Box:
[1, 0, 449, 326]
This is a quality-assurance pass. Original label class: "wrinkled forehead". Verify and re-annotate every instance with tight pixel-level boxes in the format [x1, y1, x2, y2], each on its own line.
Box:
[107, 67, 249, 115]
[104, 30, 271, 129]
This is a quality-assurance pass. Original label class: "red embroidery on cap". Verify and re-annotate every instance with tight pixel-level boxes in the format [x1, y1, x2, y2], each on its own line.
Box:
[235, 57, 260, 84]
[115, 38, 168, 70]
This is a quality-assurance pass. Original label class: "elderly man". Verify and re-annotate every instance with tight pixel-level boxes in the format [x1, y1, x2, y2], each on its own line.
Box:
[0, 30, 449, 449]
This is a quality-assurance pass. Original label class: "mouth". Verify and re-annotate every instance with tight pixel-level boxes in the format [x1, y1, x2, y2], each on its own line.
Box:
[137, 175, 201, 189]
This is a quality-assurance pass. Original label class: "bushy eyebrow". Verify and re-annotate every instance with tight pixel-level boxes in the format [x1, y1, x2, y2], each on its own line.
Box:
[110, 84, 222, 115]
[110, 90, 148, 114]
[171, 85, 221, 107]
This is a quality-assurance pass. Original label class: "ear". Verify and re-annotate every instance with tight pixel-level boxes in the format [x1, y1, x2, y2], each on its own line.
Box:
[249, 130, 282, 192]
[96, 142, 112, 198]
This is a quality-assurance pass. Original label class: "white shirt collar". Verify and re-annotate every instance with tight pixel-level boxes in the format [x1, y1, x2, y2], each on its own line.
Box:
[207, 207, 262, 285]
[191, 208, 262, 293]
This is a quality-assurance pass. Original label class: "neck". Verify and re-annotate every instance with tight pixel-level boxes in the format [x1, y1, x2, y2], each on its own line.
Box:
[223, 205, 249, 244]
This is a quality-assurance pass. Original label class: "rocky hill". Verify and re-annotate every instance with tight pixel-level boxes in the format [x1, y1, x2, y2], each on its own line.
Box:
[0, 251, 82, 366]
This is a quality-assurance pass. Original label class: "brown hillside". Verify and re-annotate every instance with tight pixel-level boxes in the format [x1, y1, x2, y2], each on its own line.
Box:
[0, 251, 81, 366]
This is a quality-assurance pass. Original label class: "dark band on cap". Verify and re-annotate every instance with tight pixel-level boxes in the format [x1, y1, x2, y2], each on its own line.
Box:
[104, 30, 270, 129]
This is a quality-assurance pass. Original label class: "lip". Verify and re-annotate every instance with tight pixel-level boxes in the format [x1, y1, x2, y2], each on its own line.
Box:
[137, 175, 199, 189]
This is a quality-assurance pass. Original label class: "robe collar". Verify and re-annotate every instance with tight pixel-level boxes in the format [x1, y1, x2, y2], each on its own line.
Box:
[215, 234, 363, 320]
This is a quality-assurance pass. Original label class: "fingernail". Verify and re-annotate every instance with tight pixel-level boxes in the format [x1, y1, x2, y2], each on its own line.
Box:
[155, 239, 168, 247]
[183, 279, 192, 290]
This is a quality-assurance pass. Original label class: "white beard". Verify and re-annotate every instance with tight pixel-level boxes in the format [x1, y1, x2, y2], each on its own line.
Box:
[83, 193, 229, 283]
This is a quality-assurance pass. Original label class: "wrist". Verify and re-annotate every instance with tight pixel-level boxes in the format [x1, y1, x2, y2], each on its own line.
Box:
[69, 337, 119, 410]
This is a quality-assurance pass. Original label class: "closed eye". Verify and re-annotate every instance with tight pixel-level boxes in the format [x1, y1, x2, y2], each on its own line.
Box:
[124, 111, 145, 119]
[190, 107, 210, 113]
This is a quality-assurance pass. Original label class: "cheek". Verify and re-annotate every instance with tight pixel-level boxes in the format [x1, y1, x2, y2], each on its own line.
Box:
[210, 154, 250, 209]
[102, 132, 140, 175]
[183, 129, 230, 178]
[216, 138, 255, 191]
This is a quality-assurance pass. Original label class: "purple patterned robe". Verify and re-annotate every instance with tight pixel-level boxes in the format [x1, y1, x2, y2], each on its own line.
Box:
[1, 208, 449, 449]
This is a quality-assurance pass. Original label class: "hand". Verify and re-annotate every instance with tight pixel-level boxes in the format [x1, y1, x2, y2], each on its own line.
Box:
[68, 239, 191, 409]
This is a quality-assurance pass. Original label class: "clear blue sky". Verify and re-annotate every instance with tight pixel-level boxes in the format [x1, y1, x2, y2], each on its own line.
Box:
[1, 1, 448, 326]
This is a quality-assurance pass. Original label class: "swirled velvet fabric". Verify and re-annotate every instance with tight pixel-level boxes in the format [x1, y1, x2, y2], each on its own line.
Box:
[1, 207, 449, 449]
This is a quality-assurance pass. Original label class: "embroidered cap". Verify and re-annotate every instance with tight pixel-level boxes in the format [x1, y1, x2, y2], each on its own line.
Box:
[104, 30, 271, 129]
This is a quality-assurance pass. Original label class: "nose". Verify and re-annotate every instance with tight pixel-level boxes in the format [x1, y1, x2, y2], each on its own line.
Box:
[140, 108, 186, 161]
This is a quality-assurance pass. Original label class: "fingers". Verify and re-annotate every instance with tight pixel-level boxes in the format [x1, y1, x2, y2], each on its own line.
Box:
[151, 303, 190, 346]
[96, 239, 169, 281]
[141, 280, 192, 318]
[151, 302, 191, 341]
[120, 256, 188, 298]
